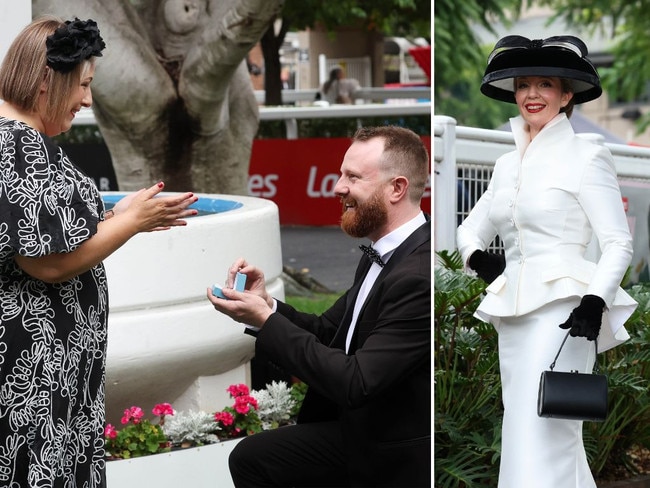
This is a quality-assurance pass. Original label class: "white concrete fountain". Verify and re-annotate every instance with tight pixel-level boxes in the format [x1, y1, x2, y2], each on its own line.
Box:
[101, 193, 284, 426]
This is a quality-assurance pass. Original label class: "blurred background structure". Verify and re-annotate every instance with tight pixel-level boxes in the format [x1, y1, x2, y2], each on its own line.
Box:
[435, 1, 650, 147]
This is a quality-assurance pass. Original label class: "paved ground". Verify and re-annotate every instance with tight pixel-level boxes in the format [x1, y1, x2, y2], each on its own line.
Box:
[279, 225, 367, 294]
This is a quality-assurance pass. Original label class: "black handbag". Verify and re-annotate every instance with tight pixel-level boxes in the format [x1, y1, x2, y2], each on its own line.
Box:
[537, 331, 608, 422]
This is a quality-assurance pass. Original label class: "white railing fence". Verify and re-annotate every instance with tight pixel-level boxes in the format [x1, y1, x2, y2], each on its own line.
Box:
[73, 89, 431, 140]
[434, 115, 650, 261]
[255, 86, 431, 105]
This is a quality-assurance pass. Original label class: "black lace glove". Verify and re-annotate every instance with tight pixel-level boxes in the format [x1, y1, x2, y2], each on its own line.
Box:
[559, 295, 605, 341]
[468, 250, 505, 284]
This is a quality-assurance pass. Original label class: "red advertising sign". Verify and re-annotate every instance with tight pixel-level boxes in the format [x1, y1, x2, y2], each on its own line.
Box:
[249, 137, 431, 226]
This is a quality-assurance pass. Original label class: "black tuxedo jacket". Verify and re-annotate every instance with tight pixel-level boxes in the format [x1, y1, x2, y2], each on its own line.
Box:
[256, 219, 431, 487]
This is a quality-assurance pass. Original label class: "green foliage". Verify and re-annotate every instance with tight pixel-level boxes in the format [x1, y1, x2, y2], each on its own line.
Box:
[435, 251, 650, 483]
[538, 0, 650, 134]
[283, 0, 430, 40]
[434, 250, 502, 486]
[285, 293, 341, 314]
[585, 282, 650, 478]
[434, 69, 520, 129]
[106, 420, 170, 460]
[433, 0, 523, 128]
[289, 381, 309, 417]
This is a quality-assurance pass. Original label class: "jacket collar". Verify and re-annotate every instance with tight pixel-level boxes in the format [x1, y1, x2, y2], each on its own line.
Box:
[510, 113, 574, 157]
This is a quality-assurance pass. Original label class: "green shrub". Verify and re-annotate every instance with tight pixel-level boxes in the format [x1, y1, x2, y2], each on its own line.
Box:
[434, 250, 501, 487]
[586, 282, 650, 478]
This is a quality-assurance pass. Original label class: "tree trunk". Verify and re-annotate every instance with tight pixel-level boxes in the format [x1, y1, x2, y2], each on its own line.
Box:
[261, 21, 288, 106]
[33, 0, 285, 193]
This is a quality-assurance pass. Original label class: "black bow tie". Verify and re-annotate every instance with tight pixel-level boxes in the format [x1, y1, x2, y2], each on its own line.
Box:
[359, 244, 385, 267]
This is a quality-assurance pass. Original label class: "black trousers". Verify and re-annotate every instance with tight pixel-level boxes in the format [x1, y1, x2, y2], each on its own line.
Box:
[229, 421, 349, 488]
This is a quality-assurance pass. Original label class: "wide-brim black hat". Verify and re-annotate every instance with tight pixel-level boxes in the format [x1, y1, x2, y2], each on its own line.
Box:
[480, 35, 602, 104]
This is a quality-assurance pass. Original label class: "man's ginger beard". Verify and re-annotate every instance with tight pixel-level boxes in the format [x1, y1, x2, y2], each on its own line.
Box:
[340, 188, 388, 238]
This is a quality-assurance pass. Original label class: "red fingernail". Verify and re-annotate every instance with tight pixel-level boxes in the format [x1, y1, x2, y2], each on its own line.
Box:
[158, 181, 164, 188]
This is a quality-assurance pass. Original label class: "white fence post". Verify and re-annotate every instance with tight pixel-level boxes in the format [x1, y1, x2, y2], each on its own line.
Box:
[318, 54, 328, 86]
[433, 115, 458, 252]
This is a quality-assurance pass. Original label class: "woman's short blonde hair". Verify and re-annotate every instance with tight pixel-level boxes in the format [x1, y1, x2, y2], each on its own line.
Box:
[0, 16, 90, 122]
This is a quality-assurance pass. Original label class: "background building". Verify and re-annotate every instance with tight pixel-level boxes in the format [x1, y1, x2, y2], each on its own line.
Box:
[248, 26, 429, 96]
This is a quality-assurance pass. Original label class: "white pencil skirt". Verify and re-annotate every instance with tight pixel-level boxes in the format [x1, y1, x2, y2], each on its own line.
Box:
[496, 298, 597, 488]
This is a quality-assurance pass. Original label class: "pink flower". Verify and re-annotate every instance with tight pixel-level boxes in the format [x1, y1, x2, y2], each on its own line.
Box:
[104, 424, 117, 439]
[227, 384, 250, 397]
[234, 395, 258, 414]
[152, 403, 174, 417]
[130, 406, 144, 422]
[233, 397, 250, 414]
[246, 395, 258, 410]
[122, 406, 145, 425]
[215, 411, 234, 426]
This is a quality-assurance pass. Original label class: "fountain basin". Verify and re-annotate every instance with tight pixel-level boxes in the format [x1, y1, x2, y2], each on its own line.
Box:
[101, 193, 284, 425]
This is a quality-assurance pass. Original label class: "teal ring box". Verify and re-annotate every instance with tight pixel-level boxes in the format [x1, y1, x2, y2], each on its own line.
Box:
[212, 272, 246, 299]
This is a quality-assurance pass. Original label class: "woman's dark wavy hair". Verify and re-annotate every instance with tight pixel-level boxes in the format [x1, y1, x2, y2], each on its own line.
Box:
[323, 67, 343, 95]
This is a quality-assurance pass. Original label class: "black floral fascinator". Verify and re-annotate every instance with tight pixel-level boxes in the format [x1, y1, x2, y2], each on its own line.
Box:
[480, 35, 602, 104]
[46, 18, 106, 73]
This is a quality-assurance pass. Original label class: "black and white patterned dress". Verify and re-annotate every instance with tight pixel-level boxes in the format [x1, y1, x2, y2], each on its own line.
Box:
[0, 117, 107, 487]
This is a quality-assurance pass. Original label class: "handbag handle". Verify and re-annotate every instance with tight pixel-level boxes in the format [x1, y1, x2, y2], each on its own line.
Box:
[549, 331, 600, 373]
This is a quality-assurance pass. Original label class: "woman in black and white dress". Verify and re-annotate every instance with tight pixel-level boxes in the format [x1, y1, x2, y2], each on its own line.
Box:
[0, 16, 197, 487]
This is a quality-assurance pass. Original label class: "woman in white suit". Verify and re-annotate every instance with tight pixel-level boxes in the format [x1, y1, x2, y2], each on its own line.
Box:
[456, 35, 637, 487]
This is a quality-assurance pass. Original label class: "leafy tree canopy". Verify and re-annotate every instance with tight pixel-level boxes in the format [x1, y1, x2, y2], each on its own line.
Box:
[284, 0, 430, 39]
[434, 0, 522, 128]
[538, 0, 650, 132]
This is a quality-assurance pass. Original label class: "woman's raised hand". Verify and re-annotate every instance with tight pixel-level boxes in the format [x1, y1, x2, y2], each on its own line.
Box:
[114, 181, 199, 232]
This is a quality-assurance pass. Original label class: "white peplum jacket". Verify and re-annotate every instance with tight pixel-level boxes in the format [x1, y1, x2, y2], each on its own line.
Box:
[456, 113, 637, 351]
